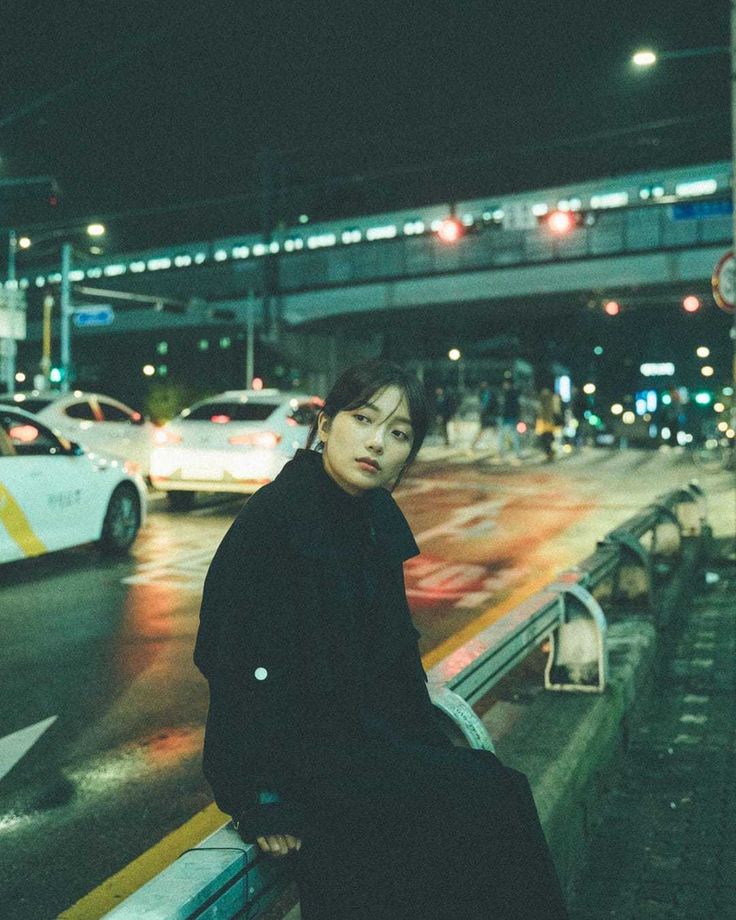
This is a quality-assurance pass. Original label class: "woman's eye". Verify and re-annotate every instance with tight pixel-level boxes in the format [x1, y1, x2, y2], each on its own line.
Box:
[393, 430, 409, 441]
[353, 414, 369, 423]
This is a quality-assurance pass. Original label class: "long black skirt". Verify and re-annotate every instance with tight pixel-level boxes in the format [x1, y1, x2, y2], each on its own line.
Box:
[283, 736, 569, 920]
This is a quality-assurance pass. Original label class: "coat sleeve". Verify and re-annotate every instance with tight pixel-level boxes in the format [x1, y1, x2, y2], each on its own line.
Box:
[194, 497, 307, 836]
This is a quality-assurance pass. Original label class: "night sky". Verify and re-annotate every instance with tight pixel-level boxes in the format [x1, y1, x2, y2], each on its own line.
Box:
[1, 1, 730, 249]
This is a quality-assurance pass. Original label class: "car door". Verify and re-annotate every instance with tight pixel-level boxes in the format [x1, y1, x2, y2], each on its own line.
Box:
[0, 410, 102, 558]
[95, 398, 149, 470]
[58, 397, 100, 451]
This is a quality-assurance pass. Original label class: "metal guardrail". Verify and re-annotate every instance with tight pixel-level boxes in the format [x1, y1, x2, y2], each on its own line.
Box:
[104, 481, 707, 919]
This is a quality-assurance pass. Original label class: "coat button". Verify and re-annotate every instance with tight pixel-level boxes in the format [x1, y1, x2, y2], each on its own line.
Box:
[254, 667, 268, 681]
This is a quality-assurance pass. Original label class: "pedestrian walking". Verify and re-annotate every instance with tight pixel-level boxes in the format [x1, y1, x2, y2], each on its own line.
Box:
[471, 380, 500, 450]
[194, 358, 568, 919]
[536, 387, 562, 462]
[498, 378, 523, 460]
[434, 385, 457, 446]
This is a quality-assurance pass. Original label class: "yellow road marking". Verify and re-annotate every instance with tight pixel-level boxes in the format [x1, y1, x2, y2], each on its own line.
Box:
[0, 482, 47, 557]
[63, 561, 568, 916]
[58, 803, 228, 919]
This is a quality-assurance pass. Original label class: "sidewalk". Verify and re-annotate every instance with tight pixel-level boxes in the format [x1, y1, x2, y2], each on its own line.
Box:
[569, 544, 736, 920]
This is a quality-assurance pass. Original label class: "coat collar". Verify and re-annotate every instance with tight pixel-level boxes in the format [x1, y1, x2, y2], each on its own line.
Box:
[275, 448, 419, 566]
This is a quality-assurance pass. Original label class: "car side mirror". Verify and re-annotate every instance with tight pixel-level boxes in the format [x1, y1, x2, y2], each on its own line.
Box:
[66, 440, 85, 456]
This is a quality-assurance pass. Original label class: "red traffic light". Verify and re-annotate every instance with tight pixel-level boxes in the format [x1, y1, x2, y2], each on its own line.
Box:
[547, 210, 575, 234]
[436, 217, 464, 243]
[604, 300, 621, 316]
[682, 295, 701, 313]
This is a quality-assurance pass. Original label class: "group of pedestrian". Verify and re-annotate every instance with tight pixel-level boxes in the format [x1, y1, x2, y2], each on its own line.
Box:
[433, 378, 574, 462]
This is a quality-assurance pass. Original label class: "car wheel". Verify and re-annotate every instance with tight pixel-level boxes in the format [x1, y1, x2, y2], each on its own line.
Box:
[99, 485, 141, 555]
[166, 490, 196, 511]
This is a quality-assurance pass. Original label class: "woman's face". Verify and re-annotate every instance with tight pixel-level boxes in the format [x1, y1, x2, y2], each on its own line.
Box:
[318, 385, 414, 495]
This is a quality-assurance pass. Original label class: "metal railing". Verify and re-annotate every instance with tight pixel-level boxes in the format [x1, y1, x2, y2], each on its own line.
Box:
[104, 481, 707, 919]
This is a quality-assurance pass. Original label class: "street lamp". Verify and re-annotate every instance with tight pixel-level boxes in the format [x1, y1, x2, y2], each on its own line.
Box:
[448, 348, 464, 391]
[10, 223, 107, 392]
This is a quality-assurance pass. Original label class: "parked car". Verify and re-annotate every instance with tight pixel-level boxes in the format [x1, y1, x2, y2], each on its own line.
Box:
[10, 390, 155, 476]
[150, 389, 323, 509]
[0, 404, 147, 564]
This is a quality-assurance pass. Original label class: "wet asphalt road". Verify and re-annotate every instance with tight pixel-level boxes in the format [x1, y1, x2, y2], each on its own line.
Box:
[0, 446, 730, 919]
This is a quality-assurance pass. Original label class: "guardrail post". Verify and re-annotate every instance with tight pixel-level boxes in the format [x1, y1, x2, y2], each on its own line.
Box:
[599, 530, 654, 608]
[544, 583, 608, 692]
[428, 684, 497, 751]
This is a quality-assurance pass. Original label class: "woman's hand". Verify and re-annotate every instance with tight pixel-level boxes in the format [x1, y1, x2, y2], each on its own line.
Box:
[256, 834, 302, 857]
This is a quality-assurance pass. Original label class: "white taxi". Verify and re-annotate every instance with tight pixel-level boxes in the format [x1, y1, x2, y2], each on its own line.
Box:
[0, 404, 147, 565]
[150, 389, 323, 509]
[10, 390, 156, 476]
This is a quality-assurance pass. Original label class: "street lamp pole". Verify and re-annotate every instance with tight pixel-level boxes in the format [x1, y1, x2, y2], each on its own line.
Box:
[59, 242, 72, 393]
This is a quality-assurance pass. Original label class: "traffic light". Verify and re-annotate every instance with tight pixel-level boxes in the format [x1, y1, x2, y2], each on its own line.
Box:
[603, 300, 621, 316]
[436, 216, 464, 244]
[682, 295, 702, 313]
[539, 210, 592, 234]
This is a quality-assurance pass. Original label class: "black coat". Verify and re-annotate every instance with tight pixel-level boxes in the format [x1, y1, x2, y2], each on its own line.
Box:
[195, 448, 568, 919]
[194, 447, 450, 834]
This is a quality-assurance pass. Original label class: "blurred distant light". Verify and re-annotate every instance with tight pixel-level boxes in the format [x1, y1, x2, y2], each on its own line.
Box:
[590, 191, 629, 209]
[718, 421, 729, 432]
[696, 346, 710, 358]
[635, 398, 646, 415]
[604, 300, 621, 316]
[517, 421, 527, 434]
[298, 214, 309, 224]
[611, 403, 623, 415]
[436, 217, 464, 243]
[546, 210, 576, 234]
[661, 393, 672, 405]
[682, 295, 701, 313]
[448, 348, 461, 361]
[724, 387, 734, 396]
[632, 49, 657, 67]
[641, 362, 675, 376]
[728, 429, 736, 439]
[645, 390, 657, 412]
[661, 426, 671, 440]
[622, 411, 636, 424]
[18, 236, 32, 249]
[251, 377, 264, 390]
[694, 392, 712, 405]
[593, 345, 604, 355]
[675, 179, 717, 198]
[676, 431, 691, 446]
[142, 364, 155, 376]
[714, 402, 725, 412]
[15, 372, 25, 382]
[557, 375, 571, 402]
[583, 382, 596, 395]
[701, 366, 714, 377]
[86, 223, 106, 237]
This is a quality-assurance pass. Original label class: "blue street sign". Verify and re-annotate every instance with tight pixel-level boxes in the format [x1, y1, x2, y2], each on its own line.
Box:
[73, 305, 115, 327]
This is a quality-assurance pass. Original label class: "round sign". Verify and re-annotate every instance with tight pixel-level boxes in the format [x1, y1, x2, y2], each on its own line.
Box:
[712, 250, 736, 314]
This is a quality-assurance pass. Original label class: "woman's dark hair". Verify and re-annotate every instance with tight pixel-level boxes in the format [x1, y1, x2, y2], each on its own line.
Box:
[305, 358, 430, 491]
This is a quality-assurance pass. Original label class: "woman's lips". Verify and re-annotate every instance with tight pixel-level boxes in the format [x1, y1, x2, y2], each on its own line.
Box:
[356, 459, 379, 472]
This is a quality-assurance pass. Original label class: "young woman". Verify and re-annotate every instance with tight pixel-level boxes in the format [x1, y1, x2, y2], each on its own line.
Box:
[194, 358, 568, 920]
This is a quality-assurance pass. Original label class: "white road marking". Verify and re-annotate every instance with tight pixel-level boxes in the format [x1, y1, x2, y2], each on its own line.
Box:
[0, 715, 57, 782]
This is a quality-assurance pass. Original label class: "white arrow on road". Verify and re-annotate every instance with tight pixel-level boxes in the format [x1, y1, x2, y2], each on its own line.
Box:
[0, 716, 57, 782]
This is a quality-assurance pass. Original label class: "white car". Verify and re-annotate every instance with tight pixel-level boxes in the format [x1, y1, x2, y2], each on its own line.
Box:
[0, 403, 147, 564]
[10, 390, 156, 476]
[150, 389, 323, 509]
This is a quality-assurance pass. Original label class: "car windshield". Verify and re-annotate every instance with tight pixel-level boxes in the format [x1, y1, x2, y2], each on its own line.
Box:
[12, 397, 55, 414]
[182, 401, 278, 422]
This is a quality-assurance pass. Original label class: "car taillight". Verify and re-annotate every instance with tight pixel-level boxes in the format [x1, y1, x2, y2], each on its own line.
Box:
[229, 431, 282, 448]
[124, 460, 142, 476]
[154, 428, 182, 446]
